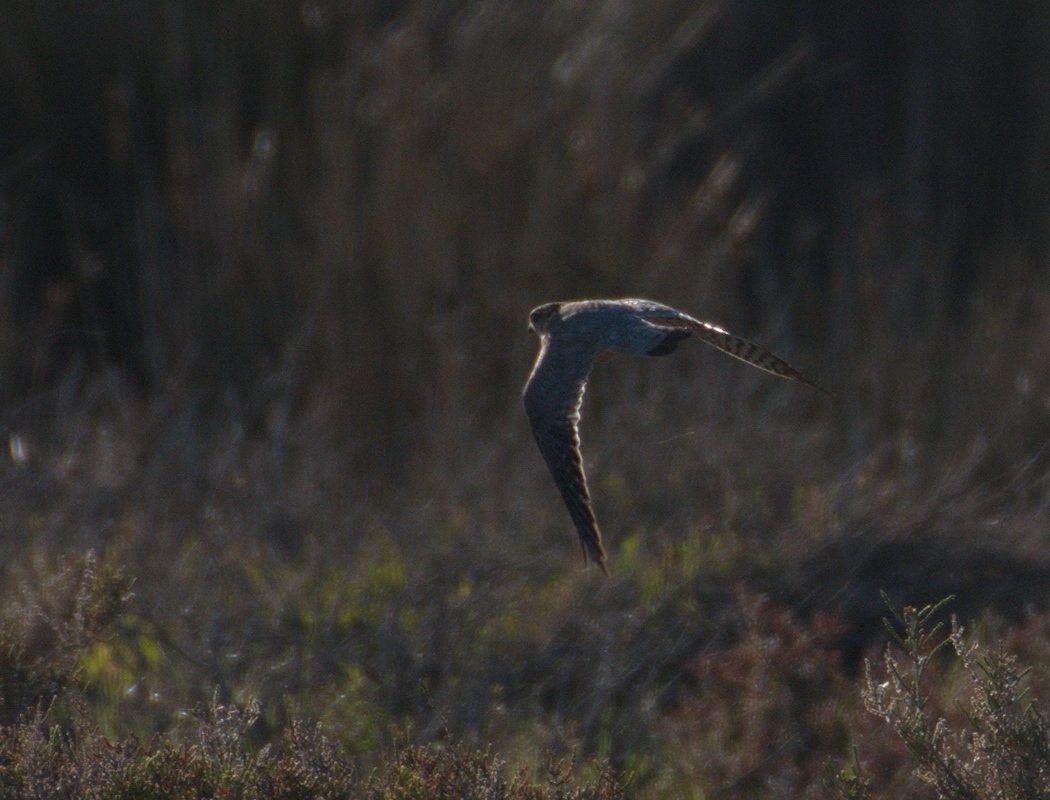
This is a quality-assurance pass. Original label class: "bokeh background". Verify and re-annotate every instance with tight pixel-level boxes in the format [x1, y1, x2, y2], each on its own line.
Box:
[5, 1, 1050, 797]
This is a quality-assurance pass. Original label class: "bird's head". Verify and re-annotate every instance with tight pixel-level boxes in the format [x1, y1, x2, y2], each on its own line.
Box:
[528, 302, 561, 335]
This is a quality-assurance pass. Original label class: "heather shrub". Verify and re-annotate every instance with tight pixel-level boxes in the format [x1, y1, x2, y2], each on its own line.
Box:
[0, 551, 130, 726]
[0, 694, 623, 800]
[835, 598, 1050, 800]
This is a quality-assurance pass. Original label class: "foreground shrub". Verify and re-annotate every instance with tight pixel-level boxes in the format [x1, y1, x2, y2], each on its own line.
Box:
[0, 551, 130, 726]
[837, 597, 1050, 799]
[0, 696, 623, 800]
[367, 746, 623, 800]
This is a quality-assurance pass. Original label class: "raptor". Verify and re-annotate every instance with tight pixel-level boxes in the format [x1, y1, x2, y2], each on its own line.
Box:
[523, 298, 826, 573]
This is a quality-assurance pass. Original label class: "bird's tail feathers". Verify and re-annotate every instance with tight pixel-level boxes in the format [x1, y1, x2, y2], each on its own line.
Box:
[650, 315, 830, 395]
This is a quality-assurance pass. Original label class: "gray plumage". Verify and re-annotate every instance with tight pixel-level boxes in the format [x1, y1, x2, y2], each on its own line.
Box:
[523, 298, 827, 572]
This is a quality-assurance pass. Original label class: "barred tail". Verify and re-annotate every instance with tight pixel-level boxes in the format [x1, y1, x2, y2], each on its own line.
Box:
[687, 319, 831, 395]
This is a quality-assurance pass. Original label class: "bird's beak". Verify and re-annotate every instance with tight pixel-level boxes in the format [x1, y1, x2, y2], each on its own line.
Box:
[527, 323, 535, 334]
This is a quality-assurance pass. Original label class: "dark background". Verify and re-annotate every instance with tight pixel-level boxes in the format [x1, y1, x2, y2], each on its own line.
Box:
[4, 0, 1050, 460]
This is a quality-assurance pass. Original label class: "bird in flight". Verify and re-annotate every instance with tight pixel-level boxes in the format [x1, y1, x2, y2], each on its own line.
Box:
[523, 298, 827, 573]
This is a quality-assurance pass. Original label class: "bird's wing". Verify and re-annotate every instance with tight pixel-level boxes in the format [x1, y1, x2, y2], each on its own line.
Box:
[645, 313, 830, 395]
[523, 338, 608, 572]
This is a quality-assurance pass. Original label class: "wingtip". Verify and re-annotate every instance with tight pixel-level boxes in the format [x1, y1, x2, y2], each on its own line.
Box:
[590, 549, 610, 576]
[580, 540, 609, 575]
[583, 553, 610, 576]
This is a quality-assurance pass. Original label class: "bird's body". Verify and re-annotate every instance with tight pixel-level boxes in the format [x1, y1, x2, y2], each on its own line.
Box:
[523, 298, 826, 572]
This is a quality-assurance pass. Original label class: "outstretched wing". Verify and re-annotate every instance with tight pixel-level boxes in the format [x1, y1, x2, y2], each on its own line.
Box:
[523, 337, 608, 572]
[646, 313, 830, 395]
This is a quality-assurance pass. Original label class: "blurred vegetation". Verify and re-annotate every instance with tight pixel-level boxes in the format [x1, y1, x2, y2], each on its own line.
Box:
[5, 0, 1050, 796]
